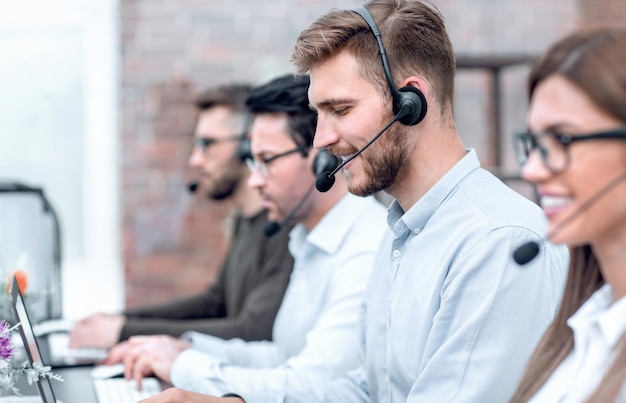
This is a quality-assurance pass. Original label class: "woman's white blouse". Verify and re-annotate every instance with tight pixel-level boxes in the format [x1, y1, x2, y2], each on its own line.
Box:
[531, 283, 626, 402]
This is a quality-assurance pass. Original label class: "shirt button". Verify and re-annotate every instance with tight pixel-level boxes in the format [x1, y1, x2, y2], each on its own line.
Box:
[414, 228, 421, 235]
[393, 250, 400, 258]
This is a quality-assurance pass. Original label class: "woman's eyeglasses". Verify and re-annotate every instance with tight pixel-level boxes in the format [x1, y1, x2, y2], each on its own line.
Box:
[514, 127, 626, 173]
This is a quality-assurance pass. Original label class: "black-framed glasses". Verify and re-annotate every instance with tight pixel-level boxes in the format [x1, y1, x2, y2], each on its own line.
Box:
[193, 135, 243, 153]
[514, 126, 626, 173]
[248, 146, 307, 178]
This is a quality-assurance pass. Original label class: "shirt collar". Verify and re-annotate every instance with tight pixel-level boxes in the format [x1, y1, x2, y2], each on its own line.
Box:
[387, 149, 481, 237]
[568, 283, 626, 348]
[289, 193, 372, 256]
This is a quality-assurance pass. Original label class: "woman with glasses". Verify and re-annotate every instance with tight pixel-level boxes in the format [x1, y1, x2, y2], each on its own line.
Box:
[510, 26, 626, 402]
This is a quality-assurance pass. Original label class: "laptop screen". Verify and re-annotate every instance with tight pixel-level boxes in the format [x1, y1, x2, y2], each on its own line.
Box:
[9, 275, 57, 403]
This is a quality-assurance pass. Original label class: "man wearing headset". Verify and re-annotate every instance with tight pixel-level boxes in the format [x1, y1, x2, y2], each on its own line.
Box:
[70, 83, 294, 349]
[115, 74, 387, 398]
[139, 1, 568, 402]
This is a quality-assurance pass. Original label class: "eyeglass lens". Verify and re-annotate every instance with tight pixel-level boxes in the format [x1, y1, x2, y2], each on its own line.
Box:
[515, 132, 567, 172]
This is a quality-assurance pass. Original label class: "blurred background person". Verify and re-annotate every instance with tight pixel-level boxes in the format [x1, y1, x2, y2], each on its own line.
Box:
[510, 25, 626, 403]
[107, 73, 388, 397]
[69, 83, 294, 349]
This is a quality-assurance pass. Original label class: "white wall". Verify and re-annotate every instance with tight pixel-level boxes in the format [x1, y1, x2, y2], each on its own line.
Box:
[0, 0, 122, 319]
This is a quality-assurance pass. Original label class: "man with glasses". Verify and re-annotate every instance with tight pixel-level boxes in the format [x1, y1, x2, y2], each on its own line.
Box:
[69, 83, 295, 350]
[112, 73, 388, 397]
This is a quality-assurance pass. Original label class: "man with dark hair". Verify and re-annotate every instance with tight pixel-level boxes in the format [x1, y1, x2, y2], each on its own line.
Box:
[69, 82, 295, 350]
[116, 73, 387, 399]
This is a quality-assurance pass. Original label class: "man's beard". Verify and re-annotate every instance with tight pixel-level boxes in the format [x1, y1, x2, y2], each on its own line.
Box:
[206, 161, 243, 201]
[349, 122, 409, 197]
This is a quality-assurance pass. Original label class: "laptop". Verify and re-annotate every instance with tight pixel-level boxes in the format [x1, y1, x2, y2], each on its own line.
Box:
[5, 283, 106, 369]
[9, 276, 162, 403]
[9, 275, 58, 402]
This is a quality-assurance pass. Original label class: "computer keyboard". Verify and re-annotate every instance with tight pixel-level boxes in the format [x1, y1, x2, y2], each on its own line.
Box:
[33, 318, 75, 337]
[93, 377, 161, 403]
[47, 332, 108, 361]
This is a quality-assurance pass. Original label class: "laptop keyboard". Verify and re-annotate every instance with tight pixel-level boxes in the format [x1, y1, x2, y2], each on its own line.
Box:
[93, 378, 161, 403]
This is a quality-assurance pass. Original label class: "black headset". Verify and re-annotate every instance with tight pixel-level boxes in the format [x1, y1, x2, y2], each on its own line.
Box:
[237, 138, 253, 162]
[313, 149, 341, 177]
[352, 7, 427, 126]
[238, 138, 339, 176]
[235, 113, 254, 162]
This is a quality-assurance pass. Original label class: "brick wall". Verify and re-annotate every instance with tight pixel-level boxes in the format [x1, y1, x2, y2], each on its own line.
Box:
[120, 0, 366, 308]
[580, 0, 626, 28]
[120, 0, 625, 308]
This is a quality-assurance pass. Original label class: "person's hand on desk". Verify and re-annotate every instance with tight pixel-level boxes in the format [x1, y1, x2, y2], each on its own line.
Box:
[138, 388, 244, 403]
[121, 335, 191, 388]
[68, 312, 126, 349]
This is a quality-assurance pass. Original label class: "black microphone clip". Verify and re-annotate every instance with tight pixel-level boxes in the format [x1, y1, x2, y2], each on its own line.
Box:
[263, 221, 281, 237]
[187, 181, 200, 193]
[513, 241, 540, 265]
[263, 182, 317, 237]
[315, 172, 336, 193]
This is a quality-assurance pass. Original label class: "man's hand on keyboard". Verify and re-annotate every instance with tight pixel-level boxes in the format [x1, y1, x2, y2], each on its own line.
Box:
[100, 340, 130, 365]
[69, 312, 126, 349]
[138, 388, 244, 403]
[122, 335, 191, 389]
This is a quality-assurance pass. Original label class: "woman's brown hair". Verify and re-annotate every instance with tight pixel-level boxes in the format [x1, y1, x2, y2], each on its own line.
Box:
[510, 25, 626, 402]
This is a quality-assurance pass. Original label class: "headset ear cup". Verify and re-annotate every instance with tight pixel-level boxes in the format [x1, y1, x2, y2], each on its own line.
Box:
[396, 86, 428, 126]
[237, 138, 252, 162]
[312, 149, 341, 177]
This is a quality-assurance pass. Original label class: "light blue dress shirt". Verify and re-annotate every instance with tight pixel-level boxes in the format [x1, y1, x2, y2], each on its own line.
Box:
[244, 149, 569, 403]
[169, 194, 387, 396]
